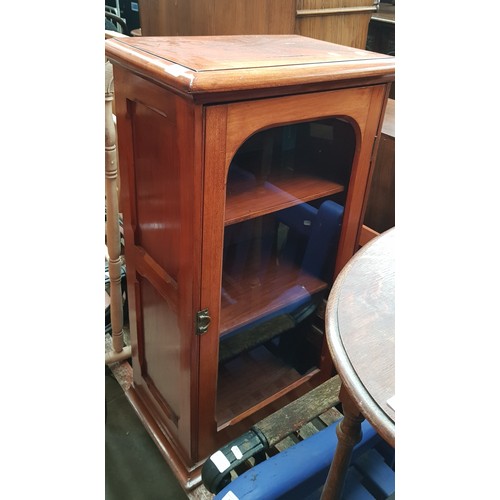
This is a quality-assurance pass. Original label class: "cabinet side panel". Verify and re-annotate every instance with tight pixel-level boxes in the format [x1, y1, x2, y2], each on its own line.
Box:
[140, 277, 181, 420]
[113, 66, 202, 466]
[131, 101, 181, 282]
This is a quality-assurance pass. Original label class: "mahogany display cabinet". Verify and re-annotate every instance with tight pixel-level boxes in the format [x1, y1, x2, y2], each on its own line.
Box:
[105, 34, 395, 490]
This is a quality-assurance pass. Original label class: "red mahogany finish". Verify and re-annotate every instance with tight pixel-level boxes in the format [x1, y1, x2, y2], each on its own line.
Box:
[105, 35, 394, 490]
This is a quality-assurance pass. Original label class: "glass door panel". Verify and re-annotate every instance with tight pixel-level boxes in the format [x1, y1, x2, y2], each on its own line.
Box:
[216, 117, 355, 426]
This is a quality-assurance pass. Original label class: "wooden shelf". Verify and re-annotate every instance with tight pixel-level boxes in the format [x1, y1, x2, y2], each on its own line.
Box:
[225, 173, 344, 226]
[220, 263, 327, 337]
[216, 345, 307, 426]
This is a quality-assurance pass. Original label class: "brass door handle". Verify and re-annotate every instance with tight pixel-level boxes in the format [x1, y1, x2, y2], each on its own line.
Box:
[196, 308, 211, 335]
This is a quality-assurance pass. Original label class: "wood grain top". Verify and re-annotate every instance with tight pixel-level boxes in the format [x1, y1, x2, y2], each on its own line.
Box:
[108, 35, 389, 71]
[325, 227, 395, 446]
[105, 35, 395, 101]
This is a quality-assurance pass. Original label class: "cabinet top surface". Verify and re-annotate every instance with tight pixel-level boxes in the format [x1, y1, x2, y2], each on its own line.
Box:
[105, 35, 395, 100]
[108, 35, 389, 71]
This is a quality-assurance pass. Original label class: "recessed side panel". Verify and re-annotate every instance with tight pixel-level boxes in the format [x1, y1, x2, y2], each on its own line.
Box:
[112, 65, 203, 468]
[126, 97, 183, 430]
[139, 275, 181, 425]
[131, 100, 181, 283]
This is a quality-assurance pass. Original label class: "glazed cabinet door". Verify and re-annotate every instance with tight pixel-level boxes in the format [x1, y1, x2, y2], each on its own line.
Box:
[113, 66, 204, 464]
[197, 83, 389, 456]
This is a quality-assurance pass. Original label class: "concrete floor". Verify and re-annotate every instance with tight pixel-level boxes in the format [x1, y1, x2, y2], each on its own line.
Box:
[105, 366, 189, 500]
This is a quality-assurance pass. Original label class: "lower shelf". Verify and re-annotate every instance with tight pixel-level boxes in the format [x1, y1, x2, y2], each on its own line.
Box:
[216, 344, 315, 427]
[220, 264, 327, 337]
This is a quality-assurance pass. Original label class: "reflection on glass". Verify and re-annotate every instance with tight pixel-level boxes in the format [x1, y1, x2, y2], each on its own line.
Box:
[216, 117, 355, 424]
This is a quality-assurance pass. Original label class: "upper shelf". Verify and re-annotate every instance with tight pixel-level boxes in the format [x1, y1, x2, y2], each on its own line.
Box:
[224, 173, 344, 226]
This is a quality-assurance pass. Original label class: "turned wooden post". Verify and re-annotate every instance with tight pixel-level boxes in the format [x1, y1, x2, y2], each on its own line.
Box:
[105, 60, 124, 354]
[320, 385, 364, 500]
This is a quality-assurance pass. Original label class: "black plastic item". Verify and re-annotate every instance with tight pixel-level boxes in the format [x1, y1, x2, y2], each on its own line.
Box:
[201, 428, 268, 494]
[105, 11, 129, 35]
[121, 0, 141, 31]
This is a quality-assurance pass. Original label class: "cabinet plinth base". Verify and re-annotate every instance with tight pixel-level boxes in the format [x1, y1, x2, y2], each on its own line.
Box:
[124, 384, 204, 492]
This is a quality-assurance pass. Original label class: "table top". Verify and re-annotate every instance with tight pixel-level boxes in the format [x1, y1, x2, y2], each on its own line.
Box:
[325, 228, 395, 446]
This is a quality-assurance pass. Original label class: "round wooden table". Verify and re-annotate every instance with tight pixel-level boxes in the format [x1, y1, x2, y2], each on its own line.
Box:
[321, 228, 395, 499]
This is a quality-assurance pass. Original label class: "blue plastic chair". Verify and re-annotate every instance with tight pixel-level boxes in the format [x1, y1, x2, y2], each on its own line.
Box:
[214, 419, 395, 500]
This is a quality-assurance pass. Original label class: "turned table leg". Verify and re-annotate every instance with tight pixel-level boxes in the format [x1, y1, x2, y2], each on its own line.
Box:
[320, 386, 364, 500]
[105, 60, 124, 354]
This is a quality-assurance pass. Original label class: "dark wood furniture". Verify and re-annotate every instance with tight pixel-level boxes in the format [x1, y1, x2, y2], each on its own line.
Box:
[367, 1, 395, 100]
[364, 98, 395, 233]
[321, 227, 395, 499]
[367, 2, 395, 56]
[105, 34, 394, 490]
[138, 0, 377, 49]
